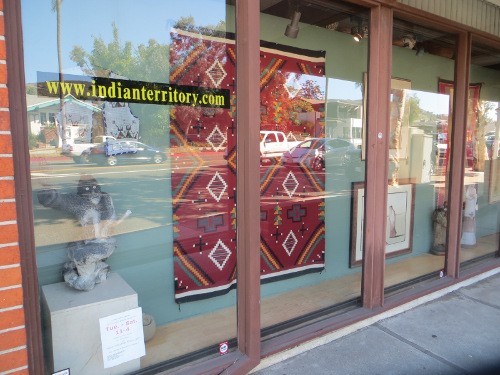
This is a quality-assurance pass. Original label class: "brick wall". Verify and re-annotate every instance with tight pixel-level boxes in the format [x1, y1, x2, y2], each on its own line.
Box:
[0, 0, 30, 373]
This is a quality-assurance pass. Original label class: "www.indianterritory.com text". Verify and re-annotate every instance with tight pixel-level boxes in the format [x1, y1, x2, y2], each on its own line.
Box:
[42, 77, 228, 108]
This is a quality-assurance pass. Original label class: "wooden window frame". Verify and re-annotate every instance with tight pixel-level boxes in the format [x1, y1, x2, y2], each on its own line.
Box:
[5, 0, 261, 374]
[6, 0, 500, 373]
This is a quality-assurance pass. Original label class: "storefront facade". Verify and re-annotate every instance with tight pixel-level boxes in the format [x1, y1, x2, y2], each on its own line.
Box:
[1, 0, 499, 374]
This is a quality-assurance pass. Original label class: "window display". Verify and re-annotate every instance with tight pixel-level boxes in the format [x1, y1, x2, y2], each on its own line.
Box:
[460, 38, 500, 266]
[259, 0, 369, 333]
[23, 0, 239, 371]
[386, 18, 455, 289]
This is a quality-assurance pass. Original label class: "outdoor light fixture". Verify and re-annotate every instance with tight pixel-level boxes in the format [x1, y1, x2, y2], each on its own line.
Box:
[285, 11, 301, 39]
[350, 17, 364, 42]
[416, 43, 425, 56]
[352, 26, 363, 42]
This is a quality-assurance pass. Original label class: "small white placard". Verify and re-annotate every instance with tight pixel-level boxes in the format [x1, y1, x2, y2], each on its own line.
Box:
[99, 307, 145, 368]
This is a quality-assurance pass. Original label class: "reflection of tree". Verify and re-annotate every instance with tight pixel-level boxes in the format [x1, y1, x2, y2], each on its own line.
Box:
[261, 74, 323, 134]
[52, 0, 66, 147]
[299, 79, 324, 100]
[390, 89, 406, 186]
[290, 99, 314, 128]
[474, 101, 494, 171]
[70, 24, 170, 146]
[261, 72, 293, 132]
[405, 95, 422, 125]
[169, 21, 228, 141]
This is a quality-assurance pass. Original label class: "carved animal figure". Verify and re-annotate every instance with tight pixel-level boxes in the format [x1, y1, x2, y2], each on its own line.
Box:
[38, 175, 130, 291]
[38, 175, 116, 240]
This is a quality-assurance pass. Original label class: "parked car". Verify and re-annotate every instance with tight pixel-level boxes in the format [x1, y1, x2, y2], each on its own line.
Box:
[260, 131, 301, 158]
[281, 138, 355, 170]
[61, 135, 116, 164]
[83, 139, 167, 166]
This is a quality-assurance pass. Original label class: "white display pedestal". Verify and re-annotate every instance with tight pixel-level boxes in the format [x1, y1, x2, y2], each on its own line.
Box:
[42, 273, 140, 375]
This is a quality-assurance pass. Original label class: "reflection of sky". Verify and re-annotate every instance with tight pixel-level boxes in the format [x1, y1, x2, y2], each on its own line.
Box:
[327, 79, 453, 116]
[327, 78, 362, 101]
[21, 0, 227, 83]
[406, 90, 450, 116]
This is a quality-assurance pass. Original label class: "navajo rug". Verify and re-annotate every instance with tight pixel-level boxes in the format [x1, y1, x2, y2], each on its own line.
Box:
[169, 29, 326, 303]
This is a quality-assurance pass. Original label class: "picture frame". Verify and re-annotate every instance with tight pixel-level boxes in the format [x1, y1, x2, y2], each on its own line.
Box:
[489, 158, 500, 203]
[361, 74, 411, 160]
[350, 181, 415, 267]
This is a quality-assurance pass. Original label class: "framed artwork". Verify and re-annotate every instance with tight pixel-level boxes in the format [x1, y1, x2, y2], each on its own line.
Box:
[437, 79, 482, 207]
[489, 158, 500, 203]
[350, 181, 415, 267]
[437, 80, 482, 144]
[361, 74, 411, 160]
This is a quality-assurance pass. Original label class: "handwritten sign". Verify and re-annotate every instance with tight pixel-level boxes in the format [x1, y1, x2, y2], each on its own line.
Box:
[99, 307, 145, 368]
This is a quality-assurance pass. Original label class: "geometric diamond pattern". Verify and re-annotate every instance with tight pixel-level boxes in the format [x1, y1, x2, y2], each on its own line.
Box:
[207, 171, 228, 202]
[209, 239, 231, 270]
[206, 59, 227, 88]
[282, 171, 299, 198]
[282, 230, 298, 256]
[206, 124, 226, 152]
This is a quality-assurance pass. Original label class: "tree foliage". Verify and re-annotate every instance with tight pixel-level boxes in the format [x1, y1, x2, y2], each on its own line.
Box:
[299, 79, 324, 100]
[70, 24, 170, 146]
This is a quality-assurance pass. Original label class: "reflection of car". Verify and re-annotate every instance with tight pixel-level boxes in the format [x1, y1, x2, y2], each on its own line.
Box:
[486, 134, 499, 159]
[281, 138, 355, 170]
[260, 130, 301, 158]
[83, 139, 167, 166]
[61, 135, 116, 164]
[341, 147, 398, 180]
[342, 148, 364, 178]
[435, 142, 447, 159]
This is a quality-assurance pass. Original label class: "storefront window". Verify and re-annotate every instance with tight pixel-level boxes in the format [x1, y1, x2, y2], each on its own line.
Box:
[259, 0, 368, 334]
[460, 39, 500, 267]
[386, 19, 456, 291]
[23, 0, 237, 372]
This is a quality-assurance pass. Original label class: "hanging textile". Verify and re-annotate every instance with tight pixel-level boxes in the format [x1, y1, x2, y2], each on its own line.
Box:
[170, 28, 326, 303]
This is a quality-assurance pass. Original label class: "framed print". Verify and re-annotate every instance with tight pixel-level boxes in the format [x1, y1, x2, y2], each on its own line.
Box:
[350, 181, 415, 267]
[489, 158, 500, 203]
[437, 79, 482, 207]
[361, 74, 411, 160]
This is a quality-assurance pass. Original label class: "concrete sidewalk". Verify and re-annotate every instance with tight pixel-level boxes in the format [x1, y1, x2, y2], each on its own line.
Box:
[252, 270, 500, 375]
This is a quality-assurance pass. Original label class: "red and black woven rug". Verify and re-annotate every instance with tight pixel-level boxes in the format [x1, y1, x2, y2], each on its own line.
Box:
[170, 29, 326, 303]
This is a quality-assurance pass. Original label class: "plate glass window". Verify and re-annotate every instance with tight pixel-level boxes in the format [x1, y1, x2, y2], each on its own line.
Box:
[460, 39, 500, 268]
[386, 18, 455, 292]
[22, 1, 237, 372]
[259, 0, 369, 335]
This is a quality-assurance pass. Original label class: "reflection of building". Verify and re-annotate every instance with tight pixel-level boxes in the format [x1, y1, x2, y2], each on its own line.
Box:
[102, 102, 140, 140]
[325, 99, 363, 148]
[26, 93, 140, 146]
[300, 98, 326, 137]
[27, 94, 101, 145]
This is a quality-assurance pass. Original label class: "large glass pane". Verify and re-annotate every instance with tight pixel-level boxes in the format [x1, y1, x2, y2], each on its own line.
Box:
[460, 40, 500, 267]
[259, 0, 368, 334]
[386, 19, 455, 291]
[23, 1, 237, 372]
